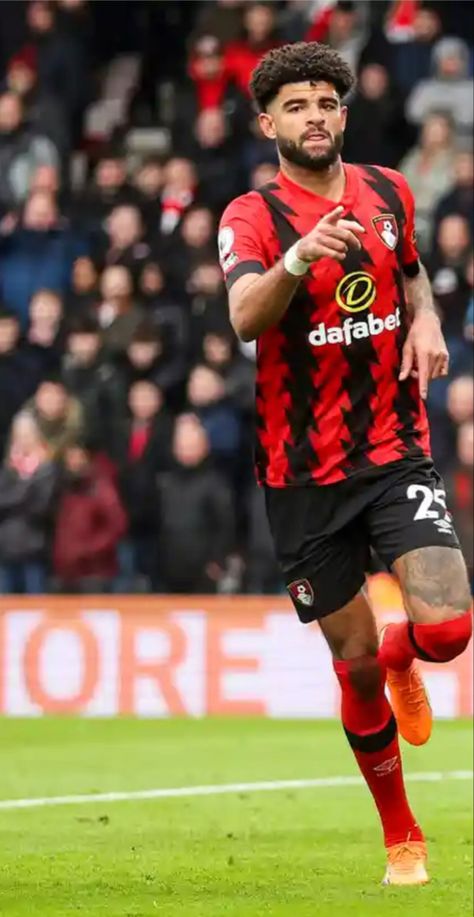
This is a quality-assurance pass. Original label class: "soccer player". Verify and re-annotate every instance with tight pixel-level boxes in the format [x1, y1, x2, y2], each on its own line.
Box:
[218, 43, 472, 886]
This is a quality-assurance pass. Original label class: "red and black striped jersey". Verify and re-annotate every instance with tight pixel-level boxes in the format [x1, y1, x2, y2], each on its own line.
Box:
[218, 164, 431, 487]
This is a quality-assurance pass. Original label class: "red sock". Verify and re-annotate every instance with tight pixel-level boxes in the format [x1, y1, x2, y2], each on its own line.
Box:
[380, 611, 472, 672]
[334, 656, 423, 848]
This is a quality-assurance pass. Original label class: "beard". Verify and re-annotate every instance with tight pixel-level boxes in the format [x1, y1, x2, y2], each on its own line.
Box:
[276, 130, 344, 172]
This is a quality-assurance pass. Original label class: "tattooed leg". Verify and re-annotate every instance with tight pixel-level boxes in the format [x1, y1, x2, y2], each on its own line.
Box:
[379, 547, 472, 674]
[393, 546, 471, 624]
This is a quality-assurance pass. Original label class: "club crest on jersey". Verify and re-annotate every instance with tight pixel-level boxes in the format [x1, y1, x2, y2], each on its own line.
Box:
[372, 214, 399, 251]
[288, 578, 314, 607]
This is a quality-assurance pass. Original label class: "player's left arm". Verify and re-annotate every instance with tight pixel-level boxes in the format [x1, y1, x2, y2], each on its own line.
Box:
[397, 174, 449, 400]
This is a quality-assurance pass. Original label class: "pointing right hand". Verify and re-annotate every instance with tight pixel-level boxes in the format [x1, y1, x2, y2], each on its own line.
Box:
[296, 205, 365, 264]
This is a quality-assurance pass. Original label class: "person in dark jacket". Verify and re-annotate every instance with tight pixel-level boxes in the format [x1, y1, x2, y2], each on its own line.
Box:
[24, 0, 92, 140]
[116, 379, 174, 590]
[432, 149, 474, 240]
[186, 363, 242, 479]
[93, 204, 151, 285]
[116, 320, 188, 412]
[53, 438, 127, 593]
[0, 189, 86, 327]
[4, 52, 70, 158]
[0, 412, 57, 593]
[61, 313, 123, 454]
[156, 413, 234, 593]
[72, 154, 142, 238]
[0, 307, 53, 460]
[0, 90, 59, 211]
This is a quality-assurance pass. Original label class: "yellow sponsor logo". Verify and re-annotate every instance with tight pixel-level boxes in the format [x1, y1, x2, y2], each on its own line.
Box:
[335, 271, 376, 313]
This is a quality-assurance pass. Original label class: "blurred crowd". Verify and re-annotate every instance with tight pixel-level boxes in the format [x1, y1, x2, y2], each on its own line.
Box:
[0, 0, 472, 595]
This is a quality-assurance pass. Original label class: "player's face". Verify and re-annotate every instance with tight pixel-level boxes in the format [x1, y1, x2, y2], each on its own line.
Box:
[259, 81, 347, 172]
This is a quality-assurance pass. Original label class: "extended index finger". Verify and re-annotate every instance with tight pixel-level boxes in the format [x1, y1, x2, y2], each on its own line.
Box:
[319, 205, 345, 225]
[417, 351, 430, 400]
[337, 218, 365, 235]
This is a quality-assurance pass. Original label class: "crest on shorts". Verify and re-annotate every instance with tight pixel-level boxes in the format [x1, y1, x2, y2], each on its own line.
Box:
[288, 578, 314, 607]
[372, 214, 398, 251]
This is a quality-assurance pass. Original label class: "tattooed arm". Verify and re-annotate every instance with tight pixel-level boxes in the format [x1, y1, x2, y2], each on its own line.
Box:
[404, 262, 439, 319]
[400, 262, 449, 399]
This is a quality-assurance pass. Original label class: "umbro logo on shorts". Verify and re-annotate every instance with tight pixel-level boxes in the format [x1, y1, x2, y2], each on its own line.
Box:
[288, 578, 314, 607]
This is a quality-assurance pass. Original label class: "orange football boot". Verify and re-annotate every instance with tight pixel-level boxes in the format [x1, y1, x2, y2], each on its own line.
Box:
[381, 625, 433, 746]
[383, 840, 429, 886]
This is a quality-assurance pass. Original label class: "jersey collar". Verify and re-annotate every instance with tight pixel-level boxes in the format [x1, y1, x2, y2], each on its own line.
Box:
[276, 162, 358, 214]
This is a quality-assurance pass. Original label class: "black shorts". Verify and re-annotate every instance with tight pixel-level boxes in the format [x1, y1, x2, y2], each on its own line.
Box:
[265, 457, 460, 623]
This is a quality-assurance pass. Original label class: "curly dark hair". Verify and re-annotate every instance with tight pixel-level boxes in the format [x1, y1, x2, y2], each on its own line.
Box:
[250, 42, 355, 111]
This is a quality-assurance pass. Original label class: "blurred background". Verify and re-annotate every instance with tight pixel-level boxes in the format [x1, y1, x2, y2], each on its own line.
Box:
[0, 0, 472, 600]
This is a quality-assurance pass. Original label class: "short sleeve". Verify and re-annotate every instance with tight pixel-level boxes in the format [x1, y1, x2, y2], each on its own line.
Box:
[397, 173, 420, 277]
[218, 194, 268, 290]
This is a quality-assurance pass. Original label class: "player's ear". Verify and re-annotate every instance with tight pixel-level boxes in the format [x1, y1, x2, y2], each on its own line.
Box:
[258, 112, 277, 140]
[340, 105, 348, 132]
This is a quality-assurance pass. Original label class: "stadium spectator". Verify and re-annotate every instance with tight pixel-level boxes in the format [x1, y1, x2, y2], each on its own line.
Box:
[0, 90, 59, 211]
[115, 378, 174, 590]
[399, 112, 455, 254]
[53, 438, 127, 593]
[429, 215, 472, 339]
[98, 204, 151, 282]
[201, 328, 255, 414]
[167, 205, 216, 291]
[24, 0, 91, 139]
[192, 0, 243, 46]
[131, 158, 164, 237]
[388, 5, 442, 94]
[74, 154, 141, 235]
[3, 51, 69, 158]
[344, 62, 411, 168]
[433, 149, 474, 238]
[0, 411, 57, 594]
[305, 0, 367, 72]
[0, 308, 49, 460]
[27, 289, 63, 347]
[66, 256, 100, 313]
[186, 364, 242, 476]
[0, 190, 85, 327]
[97, 265, 144, 358]
[224, 2, 281, 97]
[116, 320, 187, 411]
[61, 314, 123, 453]
[179, 108, 242, 211]
[406, 36, 474, 136]
[159, 157, 197, 237]
[446, 376, 474, 427]
[23, 376, 83, 459]
[241, 110, 280, 177]
[187, 260, 228, 351]
[184, 35, 229, 117]
[155, 413, 234, 593]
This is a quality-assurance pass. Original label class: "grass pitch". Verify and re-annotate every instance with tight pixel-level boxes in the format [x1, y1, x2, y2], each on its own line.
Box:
[0, 718, 472, 916]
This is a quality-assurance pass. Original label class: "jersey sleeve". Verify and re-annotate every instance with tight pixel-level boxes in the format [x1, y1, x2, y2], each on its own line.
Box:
[397, 173, 420, 277]
[218, 194, 268, 290]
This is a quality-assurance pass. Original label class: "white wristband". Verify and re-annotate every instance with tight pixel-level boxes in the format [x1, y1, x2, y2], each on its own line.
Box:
[283, 242, 310, 276]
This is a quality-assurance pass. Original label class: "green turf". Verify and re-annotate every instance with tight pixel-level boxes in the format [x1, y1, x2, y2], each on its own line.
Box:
[0, 718, 471, 916]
